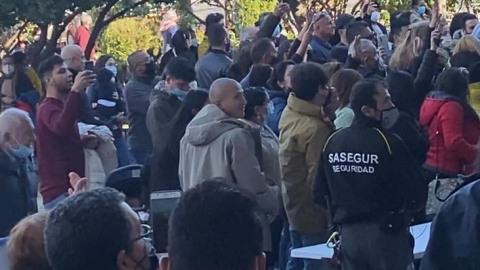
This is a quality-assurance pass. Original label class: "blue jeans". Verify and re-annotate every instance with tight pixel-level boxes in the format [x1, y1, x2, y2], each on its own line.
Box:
[43, 193, 68, 210]
[287, 230, 330, 270]
[130, 150, 151, 165]
[114, 136, 131, 167]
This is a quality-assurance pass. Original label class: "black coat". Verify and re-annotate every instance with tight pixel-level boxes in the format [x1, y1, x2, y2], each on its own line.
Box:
[0, 149, 31, 237]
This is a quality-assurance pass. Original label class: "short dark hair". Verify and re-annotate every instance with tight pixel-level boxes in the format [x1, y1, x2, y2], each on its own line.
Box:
[336, 14, 355, 30]
[205, 13, 224, 28]
[450, 12, 469, 37]
[350, 79, 384, 116]
[38, 55, 64, 79]
[462, 13, 478, 30]
[168, 180, 263, 270]
[244, 87, 268, 120]
[346, 21, 369, 44]
[249, 64, 273, 89]
[171, 29, 190, 50]
[165, 57, 195, 82]
[207, 23, 228, 47]
[11, 51, 27, 65]
[250, 38, 274, 64]
[268, 60, 295, 90]
[435, 68, 469, 99]
[45, 188, 130, 270]
[290, 62, 329, 101]
[411, 0, 420, 6]
[390, 12, 412, 42]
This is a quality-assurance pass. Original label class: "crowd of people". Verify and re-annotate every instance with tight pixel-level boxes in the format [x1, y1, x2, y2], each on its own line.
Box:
[1, 1, 480, 270]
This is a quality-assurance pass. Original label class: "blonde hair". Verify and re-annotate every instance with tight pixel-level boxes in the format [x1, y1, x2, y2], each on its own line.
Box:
[321, 61, 342, 79]
[453, 35, 480, 55]
[389, 22, 430, 71]
[6, 212, 51, 270]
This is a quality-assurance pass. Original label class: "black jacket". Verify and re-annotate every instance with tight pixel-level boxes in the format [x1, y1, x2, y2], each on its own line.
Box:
[388, 111, 429, 167]
[413, 49, 438, 115]
[159, 47, 197, 75]
[315, 117, 427, 225]
[0, 149, 31, 237]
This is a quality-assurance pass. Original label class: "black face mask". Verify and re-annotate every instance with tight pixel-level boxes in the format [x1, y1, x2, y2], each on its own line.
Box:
[143, 61, 156, 80]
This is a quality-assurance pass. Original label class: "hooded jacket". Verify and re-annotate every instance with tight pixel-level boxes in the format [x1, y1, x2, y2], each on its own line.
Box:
[420, 179, 480, 270]
[179, 104, 279, 216]
[420, 91, 480, 175]
[266, 90, 288, 136]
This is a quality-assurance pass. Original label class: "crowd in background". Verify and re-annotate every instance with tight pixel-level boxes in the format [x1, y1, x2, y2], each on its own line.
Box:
[1, 1, 480, 270]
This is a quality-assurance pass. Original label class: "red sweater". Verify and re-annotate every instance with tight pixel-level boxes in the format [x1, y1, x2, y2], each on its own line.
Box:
[36, 92, 85, 203]
[75, 26, 95, 60]
[420, 97, 480, 175]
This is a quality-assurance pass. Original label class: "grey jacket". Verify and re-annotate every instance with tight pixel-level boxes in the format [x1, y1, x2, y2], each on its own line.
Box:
[179, 104, 279, 216]
[125, 78, 153, 152]
[195, 50, 232, 89]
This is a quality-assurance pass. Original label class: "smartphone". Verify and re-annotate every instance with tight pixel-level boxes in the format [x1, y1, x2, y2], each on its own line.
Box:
[84, 60, 94, 71]
[150, 191, 182, 253]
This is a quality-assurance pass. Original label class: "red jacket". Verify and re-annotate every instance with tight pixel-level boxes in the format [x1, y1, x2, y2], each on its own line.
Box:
[75, 26, 95, 60]
[420, 94, 480, 175]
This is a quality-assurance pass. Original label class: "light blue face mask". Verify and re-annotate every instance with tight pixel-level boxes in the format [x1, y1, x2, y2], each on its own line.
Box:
[273, 24, 282, 38]
[105, 65, 118, 77]
[12, 144, 34, 159]
[171, 89, 188, 101]
[417, 6, 426, 15]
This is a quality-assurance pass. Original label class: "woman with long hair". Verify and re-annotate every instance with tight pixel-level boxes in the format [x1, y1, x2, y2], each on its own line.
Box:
[330, 69, 363, 129]
[147, 90, 209, 192]
[420, 68, 480, 179]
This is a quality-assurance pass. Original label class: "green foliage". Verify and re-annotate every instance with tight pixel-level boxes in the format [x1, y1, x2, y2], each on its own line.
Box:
[98, 17, 161, 64]
[234, 0, 278, 31]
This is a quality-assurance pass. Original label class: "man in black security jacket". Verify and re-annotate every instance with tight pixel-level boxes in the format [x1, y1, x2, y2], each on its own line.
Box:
[315, 79, 427, 270]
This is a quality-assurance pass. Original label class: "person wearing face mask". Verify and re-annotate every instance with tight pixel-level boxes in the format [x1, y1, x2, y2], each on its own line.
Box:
[243, 88, 281, 267]
[363, 1, 388, 52]
[315, 79, 427, 270]
[147, 57, 195, 151]
[45, 188, 159, 270]
[0, 108, 37, 238]
[410, 0, 428, 22]
[279, 62, 334, 270]
[125, 50, 157, 165]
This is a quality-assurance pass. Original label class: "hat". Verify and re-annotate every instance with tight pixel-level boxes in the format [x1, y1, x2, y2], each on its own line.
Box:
[336, 14, 355, 30]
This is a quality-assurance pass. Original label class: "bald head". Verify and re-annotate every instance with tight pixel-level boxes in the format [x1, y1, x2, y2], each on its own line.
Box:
[61, 45, 84, 71]
[0, 108, 35, 150]
[209, 78, 247, 118]
[127, 50, 151, 77]
[358, 39, 376, 54]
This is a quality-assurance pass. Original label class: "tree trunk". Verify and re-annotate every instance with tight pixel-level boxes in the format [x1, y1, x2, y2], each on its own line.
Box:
[85, 1, 118, 60]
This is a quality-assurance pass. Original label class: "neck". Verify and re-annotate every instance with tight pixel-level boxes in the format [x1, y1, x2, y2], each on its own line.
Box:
[46, 88, 68, 102]
[340, 36, 349, 46]
[315, 33, 328, 42]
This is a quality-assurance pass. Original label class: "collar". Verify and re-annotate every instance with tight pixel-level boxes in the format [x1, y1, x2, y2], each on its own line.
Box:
[312, 36, 332, 49]
[210, 48, 228, 55]
[287, 94, 322, 118]
[352, 115, 382, 129]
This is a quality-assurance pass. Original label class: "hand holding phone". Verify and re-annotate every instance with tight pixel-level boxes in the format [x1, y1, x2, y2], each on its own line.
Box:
[84, 60, 95, 71]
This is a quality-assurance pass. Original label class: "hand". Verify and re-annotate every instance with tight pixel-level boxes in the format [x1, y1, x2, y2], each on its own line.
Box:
[349, 35, 362, 60]
[273, 3, 290, 17]
[305, 6, 314, 25]
[81, 133, 99, 150]
[68, 172, 89, 196]
[429, 2, 440, 28]
[430, 29, 440, 50]
[377, 46, 387, 60]
[72, 70, 96, 92]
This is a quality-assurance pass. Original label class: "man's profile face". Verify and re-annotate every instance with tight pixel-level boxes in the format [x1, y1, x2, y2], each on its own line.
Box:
[465, 18, 479, 35]
[371, 86, 394, 120]
[317, 15, 335, 37]
[219, 86, 247, 118]
[50, 63, 73, 94]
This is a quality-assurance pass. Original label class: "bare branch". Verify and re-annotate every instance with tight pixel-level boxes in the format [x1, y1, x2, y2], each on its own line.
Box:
[105, 0, 150, 25]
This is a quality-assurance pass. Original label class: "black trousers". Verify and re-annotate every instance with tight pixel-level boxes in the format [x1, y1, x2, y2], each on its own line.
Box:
[340, 222, 413, 270]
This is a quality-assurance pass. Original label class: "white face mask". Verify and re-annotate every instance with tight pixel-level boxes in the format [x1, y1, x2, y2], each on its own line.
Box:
[2, 64, 15, 76]
[370, 11, 381, 23]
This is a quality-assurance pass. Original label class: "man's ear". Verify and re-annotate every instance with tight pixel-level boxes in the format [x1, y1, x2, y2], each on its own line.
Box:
[160, 256, 170, 270]
[117, 249, 134, 270]
[361, 105, 375, 118]
[251, 253, 266, 270]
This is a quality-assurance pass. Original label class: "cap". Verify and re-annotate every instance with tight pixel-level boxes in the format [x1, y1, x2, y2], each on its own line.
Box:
[336, 14, 355, 30]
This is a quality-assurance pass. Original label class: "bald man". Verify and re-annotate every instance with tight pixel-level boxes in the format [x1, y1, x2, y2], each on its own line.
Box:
[61, 44, 85, 78]
[179, 78, 279, 226]
[0, 108, 36, 237]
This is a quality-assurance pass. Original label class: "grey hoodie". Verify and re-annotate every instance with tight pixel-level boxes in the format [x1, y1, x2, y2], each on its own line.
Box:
[179, 104, 279, 216]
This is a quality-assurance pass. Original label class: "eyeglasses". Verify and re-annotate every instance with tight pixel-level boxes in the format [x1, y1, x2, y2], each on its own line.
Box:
[129, 224, 153, 244]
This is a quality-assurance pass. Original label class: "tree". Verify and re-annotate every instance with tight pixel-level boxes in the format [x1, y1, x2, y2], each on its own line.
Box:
[85, 0, 174, 60]
[98, 17, 161, 64]
[233, 0, 278, 31]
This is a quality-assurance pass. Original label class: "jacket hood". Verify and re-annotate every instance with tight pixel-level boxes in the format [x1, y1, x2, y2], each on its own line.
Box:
[183, 104, 244, 146]
[450, 51, 480, 68]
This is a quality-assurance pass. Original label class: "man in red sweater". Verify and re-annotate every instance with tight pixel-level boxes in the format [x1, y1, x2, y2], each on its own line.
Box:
[75, 13, 95, 60]
[36, 55, 96, 209]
